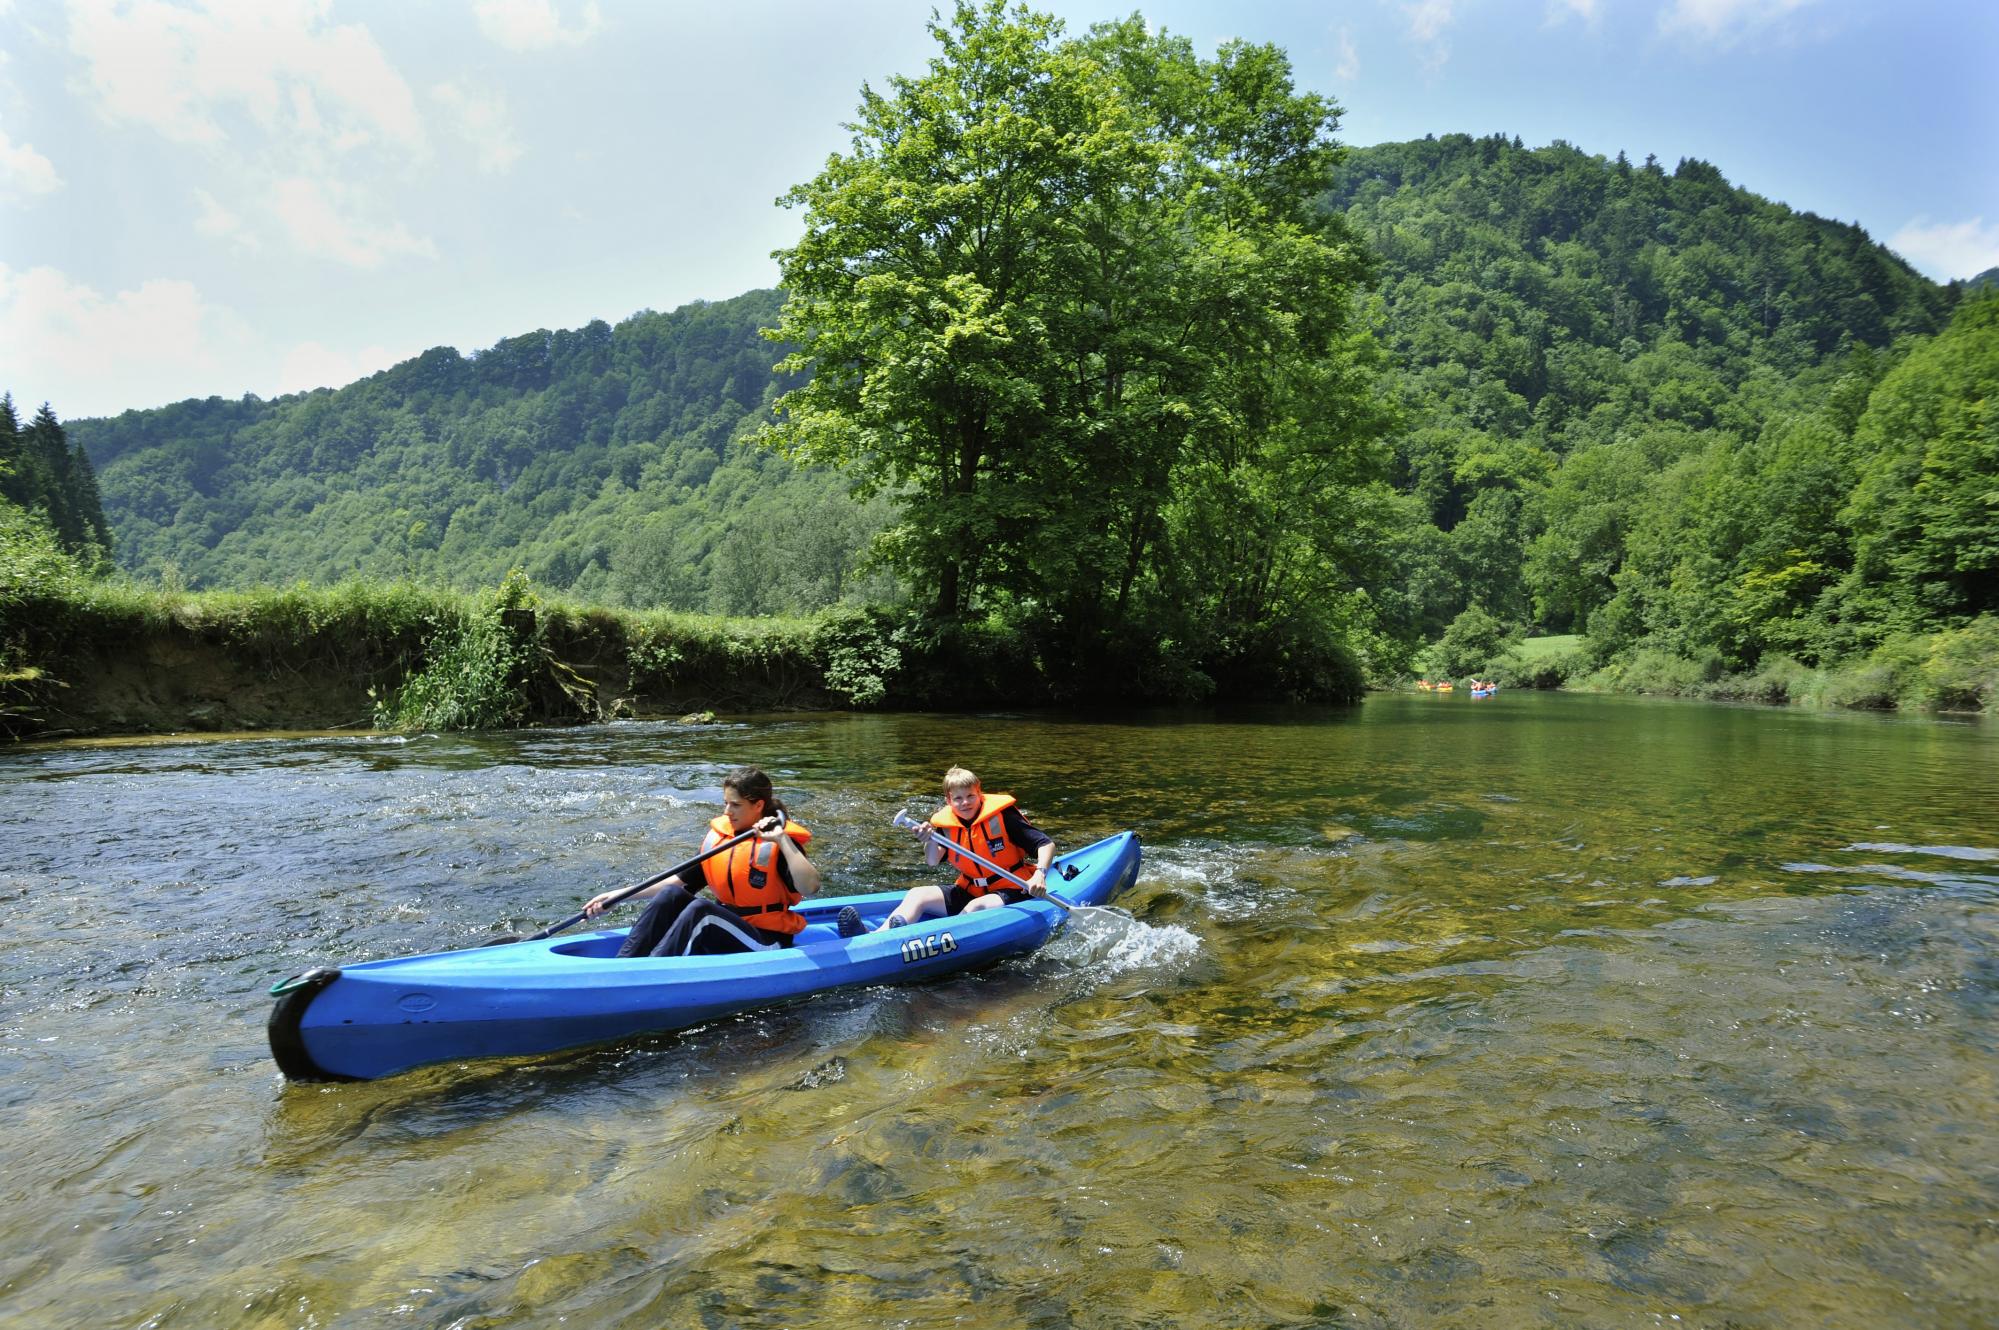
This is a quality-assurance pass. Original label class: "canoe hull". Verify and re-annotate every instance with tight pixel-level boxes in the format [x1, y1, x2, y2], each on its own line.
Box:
[269, 831, 1141, 1082]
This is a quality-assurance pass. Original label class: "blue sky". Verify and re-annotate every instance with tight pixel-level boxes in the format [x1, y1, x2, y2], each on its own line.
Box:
[2, 0, 1993, 419]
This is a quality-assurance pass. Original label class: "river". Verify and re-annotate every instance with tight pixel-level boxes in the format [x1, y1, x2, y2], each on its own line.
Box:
[2, 693, 1994, 1328]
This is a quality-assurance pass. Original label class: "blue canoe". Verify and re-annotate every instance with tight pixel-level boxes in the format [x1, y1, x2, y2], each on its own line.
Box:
[268, 831, 1141, 1082]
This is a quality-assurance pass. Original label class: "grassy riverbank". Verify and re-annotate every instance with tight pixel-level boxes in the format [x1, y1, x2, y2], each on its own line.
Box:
[6, 566, 1986, 740]
[1432, 624, 1999, 714]
[0, 573, 1371, 740]
[0, 576, 839, 739]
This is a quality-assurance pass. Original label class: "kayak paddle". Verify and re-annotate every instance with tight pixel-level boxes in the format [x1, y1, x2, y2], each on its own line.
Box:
[485, 816, 775, 945]
[890, 808, 1118, 919]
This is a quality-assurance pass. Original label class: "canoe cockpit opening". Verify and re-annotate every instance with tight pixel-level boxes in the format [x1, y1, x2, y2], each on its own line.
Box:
[549, 935, 628, 958]
[551, 922, 856, 957]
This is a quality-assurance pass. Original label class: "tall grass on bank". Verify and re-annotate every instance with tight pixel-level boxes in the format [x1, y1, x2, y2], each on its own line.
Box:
[11, 558, 1991, 738]
[1, 573, 461, 737]
[5, 572, 1157, 736]
[1402, 622, 1994, 715]
[1559, 618, 1998, 712]
[13, 575, 453, 650]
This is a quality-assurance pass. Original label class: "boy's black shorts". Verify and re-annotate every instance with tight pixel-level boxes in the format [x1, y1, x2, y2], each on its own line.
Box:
[945, 884, 1030, 914]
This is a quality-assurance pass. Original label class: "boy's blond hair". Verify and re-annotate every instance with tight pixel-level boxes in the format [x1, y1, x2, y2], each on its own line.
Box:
[943, 766, 980, 793]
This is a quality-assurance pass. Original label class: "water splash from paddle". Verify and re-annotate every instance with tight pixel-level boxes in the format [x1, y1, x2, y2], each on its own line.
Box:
[1048, 906, 1202, 976]
[1095, 918, 1202, 975]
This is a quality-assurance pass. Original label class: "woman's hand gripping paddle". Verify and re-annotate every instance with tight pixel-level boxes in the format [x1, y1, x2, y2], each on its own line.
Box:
[482, 816, 774, 946]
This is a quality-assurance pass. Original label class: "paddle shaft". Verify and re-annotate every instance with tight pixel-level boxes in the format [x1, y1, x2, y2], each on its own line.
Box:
[891, 809, 1078, 913]
[522, 820, 766, 942]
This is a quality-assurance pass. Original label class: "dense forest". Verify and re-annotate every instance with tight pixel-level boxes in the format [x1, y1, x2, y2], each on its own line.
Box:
[68, 291, 893, 616]
[1324, 134, 1984, 673]
[29, 5, 1997, 710]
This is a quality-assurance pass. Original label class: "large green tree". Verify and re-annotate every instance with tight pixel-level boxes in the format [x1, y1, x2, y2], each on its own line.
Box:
[761, 0, 1391, 686]
[1840, 296, 1999, 634]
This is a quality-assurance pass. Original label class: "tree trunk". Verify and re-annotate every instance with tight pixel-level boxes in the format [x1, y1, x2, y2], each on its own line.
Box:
[937, 561, 960, 616]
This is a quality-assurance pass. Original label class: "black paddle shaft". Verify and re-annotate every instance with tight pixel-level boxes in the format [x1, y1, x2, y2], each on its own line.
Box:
[515, 818, 773, 943]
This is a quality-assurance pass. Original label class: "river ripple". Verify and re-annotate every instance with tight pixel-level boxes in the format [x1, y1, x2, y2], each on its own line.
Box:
[1, 693, 1994, 1328]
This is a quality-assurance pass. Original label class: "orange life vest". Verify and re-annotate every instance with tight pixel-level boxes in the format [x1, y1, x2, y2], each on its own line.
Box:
[699, 815, 813, 936]
[930, 792, 1029, 896]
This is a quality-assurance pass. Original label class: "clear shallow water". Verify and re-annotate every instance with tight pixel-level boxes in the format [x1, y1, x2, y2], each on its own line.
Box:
[2, 693, 1994, 1328]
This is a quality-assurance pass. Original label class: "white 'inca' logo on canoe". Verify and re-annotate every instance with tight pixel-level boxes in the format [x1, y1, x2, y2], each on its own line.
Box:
[899, 932, 958, 964]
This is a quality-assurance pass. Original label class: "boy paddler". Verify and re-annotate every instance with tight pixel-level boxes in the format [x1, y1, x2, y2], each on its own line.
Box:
[839, 766, 1054, 934]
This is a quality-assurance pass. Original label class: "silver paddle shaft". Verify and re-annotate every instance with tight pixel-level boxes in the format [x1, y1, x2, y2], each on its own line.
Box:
[891, 808, 1073, 913]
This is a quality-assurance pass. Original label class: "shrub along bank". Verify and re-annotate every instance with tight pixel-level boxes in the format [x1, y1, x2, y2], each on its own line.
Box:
[1444, 621, 1999, 713]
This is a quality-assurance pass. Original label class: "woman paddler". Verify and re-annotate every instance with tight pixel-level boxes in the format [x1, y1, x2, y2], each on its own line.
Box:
[584, 766, 821, 956]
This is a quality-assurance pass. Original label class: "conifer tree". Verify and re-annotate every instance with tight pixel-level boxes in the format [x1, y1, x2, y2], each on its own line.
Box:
[26, 404, 83, 550]
[69, 436, 112, 555]
[0, 394, 25, 505]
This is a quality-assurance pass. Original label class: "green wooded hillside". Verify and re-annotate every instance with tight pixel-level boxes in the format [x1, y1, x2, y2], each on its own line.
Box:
[57, 131, 1994, 701]
[1327, 134, 1964, 645]
[72, 291, 891, 616]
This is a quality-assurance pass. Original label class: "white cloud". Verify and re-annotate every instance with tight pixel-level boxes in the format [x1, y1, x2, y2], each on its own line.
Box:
[1404, 0, 1456, 43]
[63, 0, 440, 269]
[66, 0, 426, 154]
[1660, 0, 1815, 43]
[432, 82, 523, 174]
[1888, 217, 1999, 283]
[1333, 25, 1359, 85]
[270, 176, 435, 269]
[472, 0, 602, 52]
[0, 263, 419, 414]
[193, 186, 256, 247]
[1403, 0, 1454, 69]
[277, 338, 401, 397]
[0, 263, 257, 416]
[0, 124, 62, 198]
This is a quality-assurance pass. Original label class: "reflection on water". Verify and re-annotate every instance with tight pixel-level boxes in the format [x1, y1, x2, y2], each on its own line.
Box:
[2, 693, 1994, 1327]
